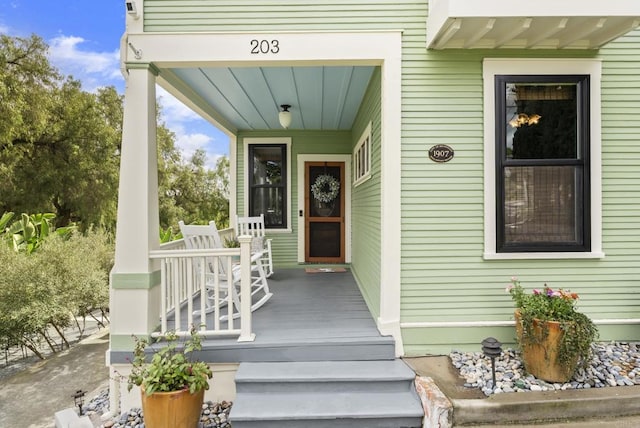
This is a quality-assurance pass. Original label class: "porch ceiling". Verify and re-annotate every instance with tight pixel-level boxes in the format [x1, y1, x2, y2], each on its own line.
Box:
[165, 65, 375, 132]
[427, 0, 640, 49]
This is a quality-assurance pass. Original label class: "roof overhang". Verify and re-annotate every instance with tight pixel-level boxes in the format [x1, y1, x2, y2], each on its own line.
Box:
[427, 0, 640, 49]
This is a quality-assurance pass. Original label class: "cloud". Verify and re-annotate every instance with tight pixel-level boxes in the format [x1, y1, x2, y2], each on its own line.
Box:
[47, 35, 122, 92]
[3, 31, 228, 168]
[157, 87, 202, 123]
[44, 37, 229, 165]
[157, 87, 229, 167]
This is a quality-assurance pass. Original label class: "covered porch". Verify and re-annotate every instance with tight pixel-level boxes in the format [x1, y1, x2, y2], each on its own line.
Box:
[110, 266, 395, 364]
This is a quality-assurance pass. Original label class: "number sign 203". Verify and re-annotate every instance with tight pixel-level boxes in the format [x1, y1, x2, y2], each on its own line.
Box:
[250, 39, 280, 54]
[428, 145, 454, 163]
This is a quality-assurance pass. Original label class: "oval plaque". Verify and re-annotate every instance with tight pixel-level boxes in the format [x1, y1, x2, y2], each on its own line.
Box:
[428, 144, 454, 163]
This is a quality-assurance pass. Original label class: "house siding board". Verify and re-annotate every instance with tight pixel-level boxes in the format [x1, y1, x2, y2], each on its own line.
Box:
[144, 1, 425, 33]
[350, 68, 383, 319]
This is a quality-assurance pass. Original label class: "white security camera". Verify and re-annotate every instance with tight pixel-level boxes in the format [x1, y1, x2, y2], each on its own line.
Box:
[125, 1, 138, 17]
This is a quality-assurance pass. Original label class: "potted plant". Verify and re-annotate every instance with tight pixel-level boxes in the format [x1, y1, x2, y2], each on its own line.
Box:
[127, 329, 213, 428]
[506, 277, 598, 383]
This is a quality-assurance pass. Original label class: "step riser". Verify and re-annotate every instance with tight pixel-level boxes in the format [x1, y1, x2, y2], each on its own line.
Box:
[197, 343, 395, 362]
[236, 380, 416, 394]
[231, 416, 422, 428]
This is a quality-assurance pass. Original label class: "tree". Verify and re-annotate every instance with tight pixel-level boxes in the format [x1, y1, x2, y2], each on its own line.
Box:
[0, 34, 58, 150]
[0, 35, 122, 230]
[157, 122, 230, 230]
[1, 34, 229, 232]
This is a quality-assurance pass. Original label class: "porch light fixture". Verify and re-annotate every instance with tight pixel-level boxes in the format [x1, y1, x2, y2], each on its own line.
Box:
[279, 104, 292, 129]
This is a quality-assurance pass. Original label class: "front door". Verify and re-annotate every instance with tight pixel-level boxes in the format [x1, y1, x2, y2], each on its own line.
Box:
[305, 162, 345, 263]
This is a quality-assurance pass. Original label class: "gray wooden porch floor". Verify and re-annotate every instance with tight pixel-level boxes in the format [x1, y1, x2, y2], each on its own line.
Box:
[179, 268, 395, 363]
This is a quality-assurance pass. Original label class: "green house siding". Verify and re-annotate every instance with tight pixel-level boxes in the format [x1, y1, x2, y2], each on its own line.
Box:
[143, 1, 426, 33]
[139, 1, 640, 355]
[237, 131, 352, 268]
[350, 68, 383, 319]
[402, 31, 640, 355]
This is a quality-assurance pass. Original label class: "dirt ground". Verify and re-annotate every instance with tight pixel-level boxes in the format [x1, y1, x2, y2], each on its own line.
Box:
[0, 319, 110, 428]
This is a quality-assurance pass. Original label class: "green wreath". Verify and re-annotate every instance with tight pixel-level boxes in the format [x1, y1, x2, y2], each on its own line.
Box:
[311, 174, 340, 203]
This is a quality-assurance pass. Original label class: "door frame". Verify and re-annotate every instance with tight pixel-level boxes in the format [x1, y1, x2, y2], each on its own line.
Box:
[297, 154, 351, 263]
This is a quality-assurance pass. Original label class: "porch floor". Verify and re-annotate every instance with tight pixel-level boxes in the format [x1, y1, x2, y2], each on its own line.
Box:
[175, 268, 395, 363]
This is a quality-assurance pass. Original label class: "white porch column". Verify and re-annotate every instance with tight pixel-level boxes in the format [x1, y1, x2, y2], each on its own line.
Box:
[110, 63, 161, 344]
[377, 33, 404, 357]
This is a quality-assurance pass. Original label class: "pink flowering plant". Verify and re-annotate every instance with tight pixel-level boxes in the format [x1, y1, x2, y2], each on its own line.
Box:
[506, 277, 598, 372]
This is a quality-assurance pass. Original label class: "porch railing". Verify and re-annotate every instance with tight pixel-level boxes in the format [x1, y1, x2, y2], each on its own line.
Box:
[149, 235, 255, 342]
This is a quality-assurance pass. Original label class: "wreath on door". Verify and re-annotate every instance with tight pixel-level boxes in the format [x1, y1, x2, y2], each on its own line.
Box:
[311, 174, 340, 203]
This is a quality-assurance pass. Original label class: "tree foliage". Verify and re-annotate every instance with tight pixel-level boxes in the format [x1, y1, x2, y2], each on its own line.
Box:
[158, 131, 230, 230]
[1, 211, 74, 254]
[0, 34, 122, 230]
[0, 34, 230, 232]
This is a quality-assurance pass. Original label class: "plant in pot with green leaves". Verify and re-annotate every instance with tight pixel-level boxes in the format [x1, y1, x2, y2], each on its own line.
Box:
[506, 277, 598, 383]
[127, 328, 212, 428]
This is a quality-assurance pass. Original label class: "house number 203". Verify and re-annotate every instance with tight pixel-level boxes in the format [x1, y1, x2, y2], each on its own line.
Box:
[250, 39, 280, 54]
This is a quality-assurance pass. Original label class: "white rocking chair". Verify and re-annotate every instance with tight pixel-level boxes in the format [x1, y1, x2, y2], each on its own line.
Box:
[178, 221, 273, 319]
[235, 214, 274, 277]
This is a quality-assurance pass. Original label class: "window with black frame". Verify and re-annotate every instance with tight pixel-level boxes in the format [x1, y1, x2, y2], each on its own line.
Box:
[248, 144, 286, 228]
[495, 75, 590, 252]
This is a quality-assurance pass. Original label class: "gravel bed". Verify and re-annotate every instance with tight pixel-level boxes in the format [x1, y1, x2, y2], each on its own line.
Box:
[450, 342, 640, 396]
[82, 389, 232, 428]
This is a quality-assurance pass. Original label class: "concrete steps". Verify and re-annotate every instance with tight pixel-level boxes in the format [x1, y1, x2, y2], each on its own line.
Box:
[230, 360, 424, 428]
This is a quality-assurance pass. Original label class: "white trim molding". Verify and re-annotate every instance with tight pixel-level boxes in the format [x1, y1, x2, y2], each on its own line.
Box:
[482, 58, 604, 260]
[401, 318, 640, 329]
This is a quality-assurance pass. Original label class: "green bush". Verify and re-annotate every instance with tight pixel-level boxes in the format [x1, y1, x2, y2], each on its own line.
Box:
[0, 229, 113, 358]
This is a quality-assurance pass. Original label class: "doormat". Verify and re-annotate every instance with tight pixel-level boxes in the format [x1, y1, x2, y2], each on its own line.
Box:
[305, 267, 348, 274]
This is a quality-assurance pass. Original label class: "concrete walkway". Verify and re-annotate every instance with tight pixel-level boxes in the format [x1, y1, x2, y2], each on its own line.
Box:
[0, 329, 110, 428]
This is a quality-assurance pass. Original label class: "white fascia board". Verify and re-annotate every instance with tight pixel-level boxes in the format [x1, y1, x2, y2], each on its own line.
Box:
[124, 31, 401, 66]
[433, 0, 640, 18]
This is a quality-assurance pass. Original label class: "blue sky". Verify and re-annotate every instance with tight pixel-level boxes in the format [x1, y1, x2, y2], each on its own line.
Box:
[0, 0, 229, 168]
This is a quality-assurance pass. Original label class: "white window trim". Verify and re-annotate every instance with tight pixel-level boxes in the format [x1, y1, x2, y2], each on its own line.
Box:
[353, 121, 372, 187]
[243, 137, 292, 234]
[482, 58, 604, 260]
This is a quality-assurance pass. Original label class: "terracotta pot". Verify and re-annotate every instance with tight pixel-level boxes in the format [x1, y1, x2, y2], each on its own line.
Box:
[141, 387, 204, 428]
[514, 310, 577, 383]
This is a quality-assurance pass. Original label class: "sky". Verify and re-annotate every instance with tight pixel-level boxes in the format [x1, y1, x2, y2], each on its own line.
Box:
[0, 0, 230, 169]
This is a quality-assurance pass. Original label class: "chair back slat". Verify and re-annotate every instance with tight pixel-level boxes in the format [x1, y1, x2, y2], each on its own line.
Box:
[179, 221, 222, 249]
[236, 214, 266, 238]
